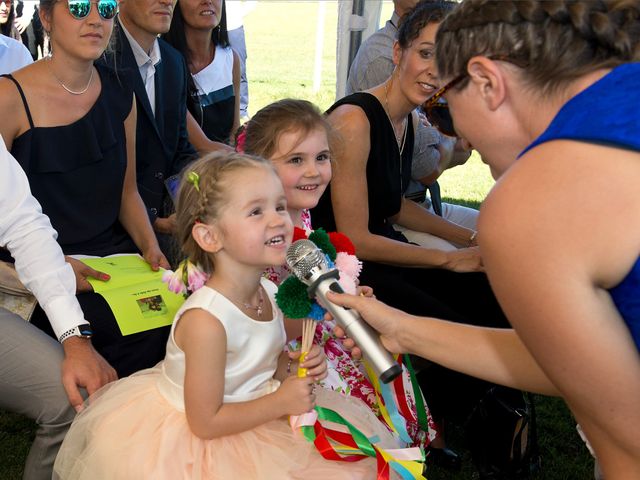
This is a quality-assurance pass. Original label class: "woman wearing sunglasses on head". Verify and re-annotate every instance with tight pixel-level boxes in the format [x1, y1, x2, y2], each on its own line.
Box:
[328, 0, 640, 478]
[0, 0, 172, 378]
[311, 2, 528, 472]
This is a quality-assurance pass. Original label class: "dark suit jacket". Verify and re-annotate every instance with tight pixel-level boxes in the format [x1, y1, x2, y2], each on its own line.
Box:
[100, 18, 197, 223]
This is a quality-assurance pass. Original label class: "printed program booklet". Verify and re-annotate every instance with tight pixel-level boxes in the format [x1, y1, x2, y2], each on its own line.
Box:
[83, 255, 185, 335]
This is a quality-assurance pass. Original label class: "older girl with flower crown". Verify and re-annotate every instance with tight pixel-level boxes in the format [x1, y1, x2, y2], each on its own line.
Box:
[241, 98, 436, 450]
[54, 152, 408, 479]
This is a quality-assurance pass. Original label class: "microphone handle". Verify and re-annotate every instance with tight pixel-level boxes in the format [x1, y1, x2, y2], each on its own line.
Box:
[311, 277, 402, 384]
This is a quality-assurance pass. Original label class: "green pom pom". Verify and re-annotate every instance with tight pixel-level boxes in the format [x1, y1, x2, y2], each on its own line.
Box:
[275, 276, 312, 319]
[309, 228, 337, 261]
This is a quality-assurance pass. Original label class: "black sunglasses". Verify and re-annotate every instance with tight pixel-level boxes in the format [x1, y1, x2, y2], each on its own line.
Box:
[67, 0, 118, 20]
[423, 55, 523, 137]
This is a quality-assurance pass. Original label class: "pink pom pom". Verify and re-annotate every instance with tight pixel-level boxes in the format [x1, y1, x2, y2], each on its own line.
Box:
[334, 252, 362, 280]
[337, 272, 357, 295]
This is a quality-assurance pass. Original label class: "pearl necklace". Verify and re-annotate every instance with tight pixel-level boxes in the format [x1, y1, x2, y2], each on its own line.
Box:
[47, 58, 94, 96]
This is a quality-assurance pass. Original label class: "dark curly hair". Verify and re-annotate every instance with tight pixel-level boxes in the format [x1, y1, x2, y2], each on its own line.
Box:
[396, 1, 457, 49]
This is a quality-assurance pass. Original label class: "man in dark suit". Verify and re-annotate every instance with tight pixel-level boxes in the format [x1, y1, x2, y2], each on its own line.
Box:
[101, 0, 197, 258]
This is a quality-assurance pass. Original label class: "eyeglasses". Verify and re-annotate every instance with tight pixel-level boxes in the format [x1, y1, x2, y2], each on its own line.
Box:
[422, 55, 524, 137]
[422, 73, 467, 137]
[67, 0, 118, 20]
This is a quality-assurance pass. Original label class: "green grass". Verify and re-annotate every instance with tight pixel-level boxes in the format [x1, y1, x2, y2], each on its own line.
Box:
[439, 151, 495, 209]
[0, 411, 35, 479]
[0, 3, 594, 479]
[245, 1, 340, 114]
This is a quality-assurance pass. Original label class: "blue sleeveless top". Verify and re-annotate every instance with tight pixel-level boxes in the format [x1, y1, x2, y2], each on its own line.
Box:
[523, 63, 640, 349]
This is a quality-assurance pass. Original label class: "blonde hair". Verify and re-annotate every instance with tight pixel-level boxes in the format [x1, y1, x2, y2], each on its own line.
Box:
[436, 0, 640, 94]
[243, 98, 334, 160]
[175, 152, 275, 274]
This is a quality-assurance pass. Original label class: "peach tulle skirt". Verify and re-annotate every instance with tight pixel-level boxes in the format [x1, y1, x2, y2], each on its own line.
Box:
[54, 367, 401, 479]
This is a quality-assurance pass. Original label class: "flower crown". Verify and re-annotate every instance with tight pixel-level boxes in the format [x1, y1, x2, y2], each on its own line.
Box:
[275, 227, 362, 321]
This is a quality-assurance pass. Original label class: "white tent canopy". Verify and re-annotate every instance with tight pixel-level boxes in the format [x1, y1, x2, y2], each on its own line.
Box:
[335, 0, 384, 100]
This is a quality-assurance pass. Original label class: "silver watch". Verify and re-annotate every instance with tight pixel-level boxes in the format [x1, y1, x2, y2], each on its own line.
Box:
[58, 323, 93, 343]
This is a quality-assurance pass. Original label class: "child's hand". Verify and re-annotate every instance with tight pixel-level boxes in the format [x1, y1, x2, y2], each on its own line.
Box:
[355, 285, 374, 298]
[276, 376, 315, 416]
[291, 344, 327, 381]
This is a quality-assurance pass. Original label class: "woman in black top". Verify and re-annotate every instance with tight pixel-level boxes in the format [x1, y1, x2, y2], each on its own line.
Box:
[312, 1, 520, 464]
[0, 0, 170, 377]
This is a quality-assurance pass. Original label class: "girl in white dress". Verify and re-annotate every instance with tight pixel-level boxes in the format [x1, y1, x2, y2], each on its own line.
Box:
[54, 153, 401, 479]
[242, 99, 436, 449]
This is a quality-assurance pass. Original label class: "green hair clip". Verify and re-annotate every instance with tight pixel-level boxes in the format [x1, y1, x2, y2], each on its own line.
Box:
[187, 171, 200, 192]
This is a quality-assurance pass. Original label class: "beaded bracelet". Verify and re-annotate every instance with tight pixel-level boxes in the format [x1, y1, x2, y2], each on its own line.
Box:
[286, 358, 293, 375]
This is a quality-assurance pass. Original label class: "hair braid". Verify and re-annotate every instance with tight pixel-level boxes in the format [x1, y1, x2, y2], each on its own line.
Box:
[174, 152, 274, 275]
[436, 0, 639, 93]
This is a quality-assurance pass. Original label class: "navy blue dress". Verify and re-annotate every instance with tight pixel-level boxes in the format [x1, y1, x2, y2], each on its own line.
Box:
[8, 63, 135, 256]
[523, 63, 640, 350]
[4, 63, 169, 376]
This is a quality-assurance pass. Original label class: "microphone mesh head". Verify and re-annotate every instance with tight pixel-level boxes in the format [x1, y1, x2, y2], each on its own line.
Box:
[285, 239, 327, 281]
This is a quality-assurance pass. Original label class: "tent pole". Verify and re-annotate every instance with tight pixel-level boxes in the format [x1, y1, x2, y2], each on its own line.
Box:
[347, 0, 366, 72]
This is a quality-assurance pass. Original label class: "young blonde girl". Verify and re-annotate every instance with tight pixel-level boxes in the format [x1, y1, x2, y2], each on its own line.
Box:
[53, 153, 398, 479]
[242, 99, 436, 449]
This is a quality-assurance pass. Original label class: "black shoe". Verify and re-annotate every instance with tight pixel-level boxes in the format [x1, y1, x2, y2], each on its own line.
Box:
[426, 446, 462, 470]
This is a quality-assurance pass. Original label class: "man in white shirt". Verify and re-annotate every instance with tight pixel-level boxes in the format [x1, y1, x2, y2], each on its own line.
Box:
[0, 137, 116, 479]
[0, 32, 32, 74]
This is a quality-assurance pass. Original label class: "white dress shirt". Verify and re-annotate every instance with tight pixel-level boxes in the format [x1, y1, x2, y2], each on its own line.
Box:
[0, 136, 86, 339]
[119, 22, 162, 115]
[0, 34, 32, 75]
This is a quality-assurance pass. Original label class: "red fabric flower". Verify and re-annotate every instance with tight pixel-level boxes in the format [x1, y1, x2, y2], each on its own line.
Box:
[328, 232, 356, 255]
[292, 227, 309, 243]
[235, 127, 247, 153]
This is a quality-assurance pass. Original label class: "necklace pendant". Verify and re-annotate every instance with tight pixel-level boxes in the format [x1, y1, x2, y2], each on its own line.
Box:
[241, 286, 264, 317]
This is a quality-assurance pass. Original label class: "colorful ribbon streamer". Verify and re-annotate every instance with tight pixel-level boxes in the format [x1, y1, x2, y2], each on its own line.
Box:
[364, 354, 432, 446]
[289, 349, 429, 478]
[292, 405, 426, 479]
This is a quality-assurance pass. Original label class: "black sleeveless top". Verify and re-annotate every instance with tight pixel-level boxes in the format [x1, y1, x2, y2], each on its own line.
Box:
[312, 92, 413, 240]
[5, 63, 137, 256]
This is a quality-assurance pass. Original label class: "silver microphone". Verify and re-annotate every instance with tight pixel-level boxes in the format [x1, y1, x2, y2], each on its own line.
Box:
[286, 239, 402, 383]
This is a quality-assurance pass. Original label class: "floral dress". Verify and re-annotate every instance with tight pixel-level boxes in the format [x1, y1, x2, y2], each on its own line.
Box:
[265, 209, 436, 448]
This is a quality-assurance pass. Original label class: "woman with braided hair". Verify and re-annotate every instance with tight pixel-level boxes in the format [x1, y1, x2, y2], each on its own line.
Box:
[329, 0, 640, 478]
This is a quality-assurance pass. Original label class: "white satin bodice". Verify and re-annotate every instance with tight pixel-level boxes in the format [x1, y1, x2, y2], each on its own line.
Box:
[156, 278, 286, 411]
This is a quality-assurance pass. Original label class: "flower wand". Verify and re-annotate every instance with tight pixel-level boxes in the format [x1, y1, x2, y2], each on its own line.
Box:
[275, 228, 362, 376]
